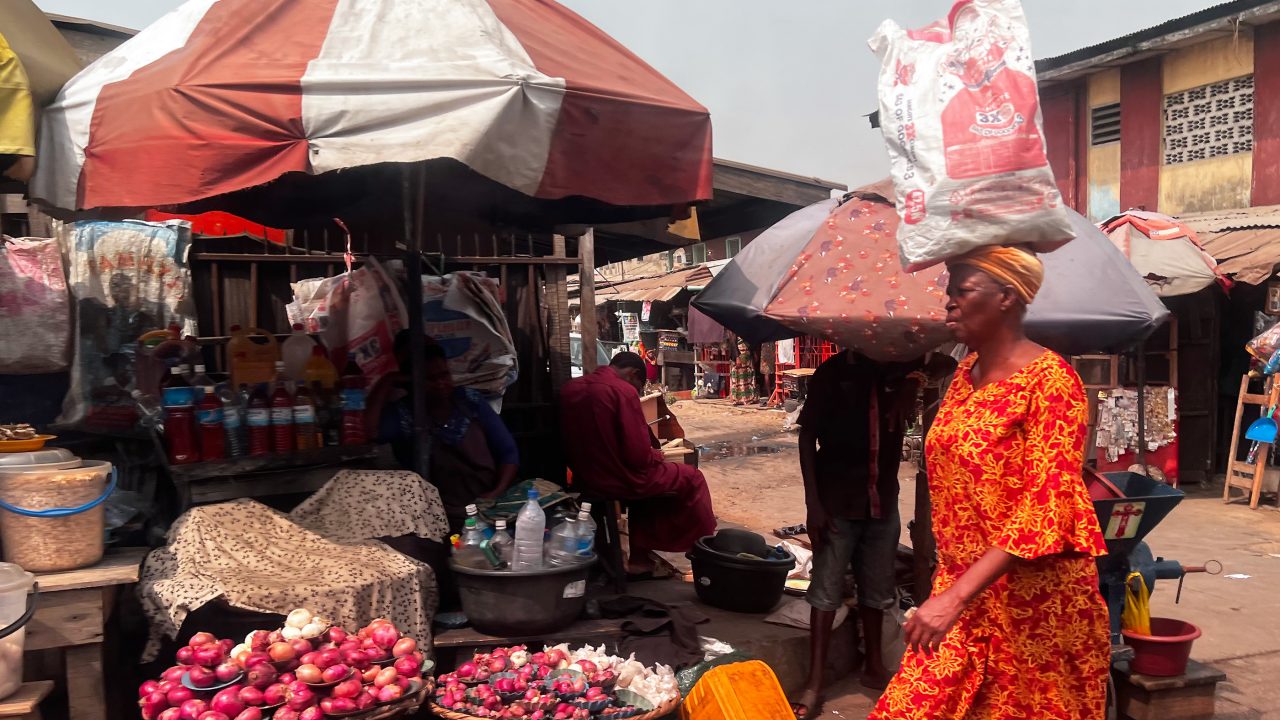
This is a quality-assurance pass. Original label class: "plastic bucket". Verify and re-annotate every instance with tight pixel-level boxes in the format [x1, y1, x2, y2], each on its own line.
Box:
[688, 537, 795, 613]
[0, 566, 37, 700]
[0, 461, 115, 572]
[450, 559, 595, 636]
[1122, 617, 1202, 677]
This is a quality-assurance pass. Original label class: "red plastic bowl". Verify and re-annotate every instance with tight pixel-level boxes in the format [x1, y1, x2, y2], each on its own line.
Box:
[1122, 617, 1202, 677]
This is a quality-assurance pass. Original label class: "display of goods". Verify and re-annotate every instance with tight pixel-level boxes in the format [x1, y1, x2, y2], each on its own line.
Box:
[869, 0, 1073, 270]
[1248, 320, 1280, 362]
[431, 644, 678, 719]
[137, 610, 431, 720]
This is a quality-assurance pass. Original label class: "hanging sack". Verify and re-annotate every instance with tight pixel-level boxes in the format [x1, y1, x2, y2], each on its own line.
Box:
[0, 237, 70, 374]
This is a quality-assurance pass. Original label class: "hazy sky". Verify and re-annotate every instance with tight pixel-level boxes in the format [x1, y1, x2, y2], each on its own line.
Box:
[36, 0, 1214, 187]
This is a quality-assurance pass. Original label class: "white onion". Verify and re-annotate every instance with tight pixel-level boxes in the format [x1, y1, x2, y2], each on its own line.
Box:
[286, 608, 313, 629]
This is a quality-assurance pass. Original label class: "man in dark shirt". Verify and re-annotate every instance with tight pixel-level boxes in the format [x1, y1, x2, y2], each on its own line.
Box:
[791, 350, 924, 718]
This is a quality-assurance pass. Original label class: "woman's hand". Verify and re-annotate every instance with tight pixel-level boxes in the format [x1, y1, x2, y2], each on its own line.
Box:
[903, 590, 965, 655]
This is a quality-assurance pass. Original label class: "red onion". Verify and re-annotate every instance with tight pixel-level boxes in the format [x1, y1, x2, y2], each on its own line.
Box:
[193, 646, 224, 668]
[232, 709, 262, 720]
[455, 662, 477, 679]
[210, 689, 244, 718]
[320, 664, 349, 684]
[187, 667, 216, 689]
[262, 684, 287, 707]
[286, 687, 315, 710]
[139, 680, 161, 698]
[245, 664, 277, 691]
[315, 649, 341, 670]
[175, 647, 195, 666]
[139, 691, 169, 720]
[298, 652, 319, 668]
[294, 665, 322, 685]
[395, 656, 421, 678]
[324, 697, 357, 716]
[238, 687, 264, 707]
[324, 628, 348, 645]
[393, 677, 410, 693]
[179, 699, 208, 720]
[288, 639, 313, 658]
[215, 662, 242, 684]
[162, 667, 188, 684]
[369, 625, 399, 651]
[189, 633, 217, 648]
[298, 706, 322, 720]
[158, 708, 183, 720]
[267, 643, 296, 663]
[390, 638, 416, 659]
[330, 678, 362, 700]
[219, 639, 235, 655]
[353, 692, 375, 712]
[272, 708, 298, 720]
[197, 711, 230, 720]
[374, 686, 402, 704]
[278, 673, 296, 686]
[166, 686, 195, 708]
[248, 631, 271, 652]
[340, 649, 370, 671]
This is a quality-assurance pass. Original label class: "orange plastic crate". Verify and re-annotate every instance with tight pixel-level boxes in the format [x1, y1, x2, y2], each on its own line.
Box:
[680, 660, 792, 720]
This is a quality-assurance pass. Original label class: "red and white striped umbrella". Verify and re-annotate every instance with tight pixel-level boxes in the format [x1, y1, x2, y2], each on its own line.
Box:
[32, 0, 713, 219]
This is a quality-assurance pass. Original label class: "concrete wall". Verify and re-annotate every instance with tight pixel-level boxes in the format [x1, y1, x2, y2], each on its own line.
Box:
[1042, 24, 1272, 215]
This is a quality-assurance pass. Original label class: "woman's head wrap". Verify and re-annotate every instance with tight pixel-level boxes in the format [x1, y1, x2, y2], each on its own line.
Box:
[948, 245, 1044, 304]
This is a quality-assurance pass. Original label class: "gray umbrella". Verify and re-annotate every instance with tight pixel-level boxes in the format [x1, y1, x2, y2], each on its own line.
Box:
[694, 193, 1169, 355]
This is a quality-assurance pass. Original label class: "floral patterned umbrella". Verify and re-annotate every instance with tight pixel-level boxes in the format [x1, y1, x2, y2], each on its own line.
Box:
[764, 186, 951, 361]
[754, 182, 1168, 361]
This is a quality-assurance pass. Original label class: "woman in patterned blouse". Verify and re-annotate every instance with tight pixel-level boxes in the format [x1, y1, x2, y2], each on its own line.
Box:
[870, 246, 1109, 720]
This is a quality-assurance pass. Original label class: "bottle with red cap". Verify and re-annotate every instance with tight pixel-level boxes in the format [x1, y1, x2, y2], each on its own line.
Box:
[246, 383, 271, 457]
[162, 366, 198, 464]
[196, 387, 226, 461]
[270, 361, 295, 454]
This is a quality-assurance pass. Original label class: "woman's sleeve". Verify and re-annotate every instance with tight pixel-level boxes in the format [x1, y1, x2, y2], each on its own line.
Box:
[473, 401, 520, 467]
[992, 362, 1107, 561]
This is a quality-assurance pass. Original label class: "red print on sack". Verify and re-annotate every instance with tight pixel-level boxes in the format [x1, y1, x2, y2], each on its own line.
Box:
[895, 60, 915, 86]
[939, 8, 1045, 179]
[904, 189, 927, 225]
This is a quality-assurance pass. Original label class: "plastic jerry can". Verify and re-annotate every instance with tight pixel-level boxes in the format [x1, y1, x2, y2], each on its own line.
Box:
[680, 661, 791, 720]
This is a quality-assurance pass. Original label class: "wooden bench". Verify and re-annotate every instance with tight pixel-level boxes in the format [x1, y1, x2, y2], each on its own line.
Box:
[26, 549, 146, 720]
[1114, 658, 1225, 720]
[0, 681, 54, 720]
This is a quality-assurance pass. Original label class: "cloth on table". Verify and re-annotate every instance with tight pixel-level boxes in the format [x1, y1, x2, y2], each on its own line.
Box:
[288, 469, 449, 543]
[597, 595, 708, 669]
[140, 499, 436, 661]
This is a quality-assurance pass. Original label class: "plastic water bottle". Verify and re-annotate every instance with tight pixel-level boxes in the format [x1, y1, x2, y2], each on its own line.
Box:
[546, 517, 580, 566]
[218, 385, 246, 457]
[131, 390, 165, 433]
[465, 504, 494, 540]
[246, 384, 271, 457]
[513, 489, 546, 571]
[281, 323, 314, 386]
[190, 364, 214, 394]
[490, 519, 514, 567]
[575, 509, 596, 558]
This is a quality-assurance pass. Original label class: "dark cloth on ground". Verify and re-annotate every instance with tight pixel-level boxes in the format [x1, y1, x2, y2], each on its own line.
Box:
[597, 595, 709, 669]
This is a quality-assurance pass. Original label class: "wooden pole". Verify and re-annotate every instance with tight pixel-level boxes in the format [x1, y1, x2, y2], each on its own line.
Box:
[404, 165, 430, 479]
[579, 230, 598, 373]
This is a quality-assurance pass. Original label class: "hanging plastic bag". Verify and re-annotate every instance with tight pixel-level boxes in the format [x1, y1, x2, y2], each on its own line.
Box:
[0, 237, 70, 374]
[869, 0, 1074, 270]
[319, 256, 406, 387]
[421, 272, 518, 405]
[1122, 571, 1152, 636]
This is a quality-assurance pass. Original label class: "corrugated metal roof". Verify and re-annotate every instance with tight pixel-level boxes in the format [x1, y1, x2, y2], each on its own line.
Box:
[1180, 205, 1280, 284]
[587, 263, 715, 305]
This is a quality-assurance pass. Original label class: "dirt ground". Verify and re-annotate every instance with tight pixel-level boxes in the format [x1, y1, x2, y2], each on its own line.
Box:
[671, 398, 1280, 719]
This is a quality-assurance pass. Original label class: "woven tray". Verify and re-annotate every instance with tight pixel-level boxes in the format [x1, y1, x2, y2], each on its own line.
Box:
[430, 693, 680, 720]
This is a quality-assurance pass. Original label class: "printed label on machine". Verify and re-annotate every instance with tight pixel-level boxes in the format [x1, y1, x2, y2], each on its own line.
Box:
[1104, 501, 1146, 540]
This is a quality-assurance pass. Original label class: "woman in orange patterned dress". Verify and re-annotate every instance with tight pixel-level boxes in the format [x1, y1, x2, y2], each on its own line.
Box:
[870, 246, 1110, 720]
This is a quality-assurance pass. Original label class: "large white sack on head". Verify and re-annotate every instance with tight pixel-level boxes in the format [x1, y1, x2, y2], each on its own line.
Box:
[870, 0, 1074, 270]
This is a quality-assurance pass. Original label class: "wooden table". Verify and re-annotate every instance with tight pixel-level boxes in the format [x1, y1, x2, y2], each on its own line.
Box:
[26, 549, 146, 720]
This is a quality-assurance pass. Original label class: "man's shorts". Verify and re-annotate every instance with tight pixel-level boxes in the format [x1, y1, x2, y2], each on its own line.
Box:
[806, 511, 901, 612]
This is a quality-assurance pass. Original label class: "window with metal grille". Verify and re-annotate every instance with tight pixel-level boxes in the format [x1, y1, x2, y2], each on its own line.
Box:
[1164, 75, 1254, 165]
[1090, 103, 1121, 146]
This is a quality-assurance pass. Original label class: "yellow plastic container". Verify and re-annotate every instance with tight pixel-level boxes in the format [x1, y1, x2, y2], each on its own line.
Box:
[680, 660, 791, 720]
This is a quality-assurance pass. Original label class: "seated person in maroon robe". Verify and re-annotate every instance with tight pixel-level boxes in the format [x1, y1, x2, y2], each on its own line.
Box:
[560, 352, 716, 574]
